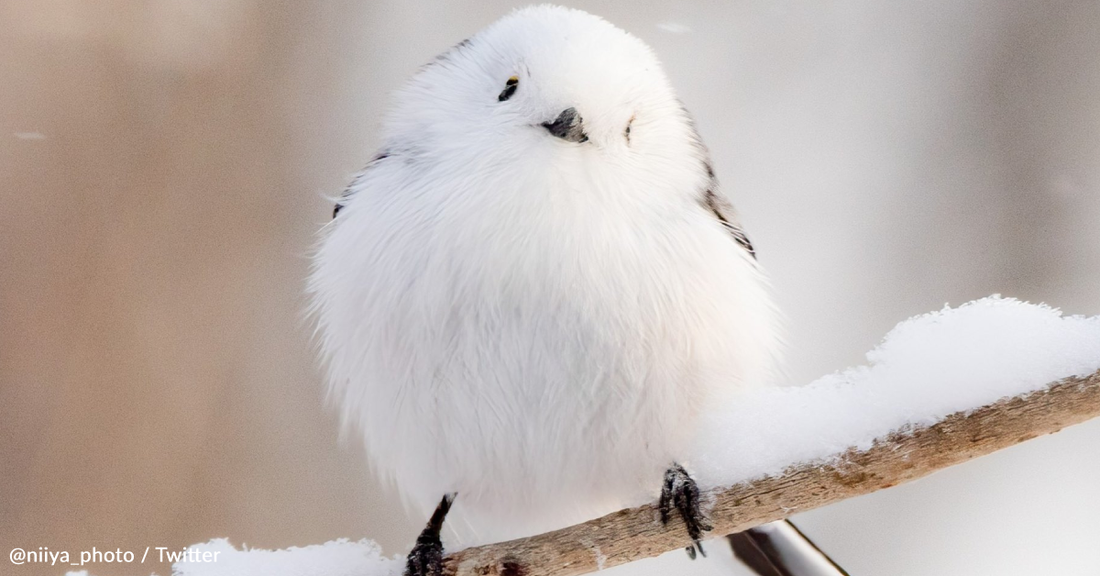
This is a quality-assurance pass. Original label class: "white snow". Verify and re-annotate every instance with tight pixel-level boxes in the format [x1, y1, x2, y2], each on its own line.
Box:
[64, 539, 402, 576]
[689, 296, 1100, 488]
[64, 296, 1100, 576]
[173, 539, 401, 576]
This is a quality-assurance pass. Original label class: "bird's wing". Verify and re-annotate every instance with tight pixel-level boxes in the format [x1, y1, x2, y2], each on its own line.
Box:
[702, 183, 756, 260]
[333, 37, 476, 219]
[333, 151, 391, 218]
[680, 105, 757, 261]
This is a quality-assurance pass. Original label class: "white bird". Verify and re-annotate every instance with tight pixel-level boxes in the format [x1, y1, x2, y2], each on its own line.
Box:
[310, 6, 783, 574]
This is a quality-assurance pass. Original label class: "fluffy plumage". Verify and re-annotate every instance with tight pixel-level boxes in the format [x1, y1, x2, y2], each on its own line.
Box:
[309, 5, 781, 545]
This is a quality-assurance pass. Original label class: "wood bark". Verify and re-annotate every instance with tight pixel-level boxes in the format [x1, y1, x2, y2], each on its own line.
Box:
[443, 369, 1100, 576]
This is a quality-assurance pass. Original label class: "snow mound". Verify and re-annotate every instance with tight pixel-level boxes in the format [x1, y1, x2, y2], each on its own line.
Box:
[689, 296, 1100, 487]
[169, 538, 401, 576]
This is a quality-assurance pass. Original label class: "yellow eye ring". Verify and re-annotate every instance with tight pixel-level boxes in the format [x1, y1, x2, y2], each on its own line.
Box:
[498, 76, 520, 102]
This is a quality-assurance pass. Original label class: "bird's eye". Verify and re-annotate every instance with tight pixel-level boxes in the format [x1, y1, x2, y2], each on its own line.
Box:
[625, 115, 635, 142]
[498, 76, 519, 102]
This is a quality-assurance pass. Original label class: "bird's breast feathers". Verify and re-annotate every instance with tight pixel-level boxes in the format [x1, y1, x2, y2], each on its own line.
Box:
[310, 156, 779, 532]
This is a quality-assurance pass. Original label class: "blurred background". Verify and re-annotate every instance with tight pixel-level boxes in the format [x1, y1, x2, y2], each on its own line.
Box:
[2, 1, 1099, 575]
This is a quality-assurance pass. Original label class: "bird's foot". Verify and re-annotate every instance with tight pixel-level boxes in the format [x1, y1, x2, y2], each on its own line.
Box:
[659, 463, 713, 560]
[404, 493, 455, 576]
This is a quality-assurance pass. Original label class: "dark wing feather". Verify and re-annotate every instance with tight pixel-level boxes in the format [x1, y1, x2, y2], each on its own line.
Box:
[333, 151, 390, 219]
[703, 187, 756, 260]
[680, 104, 757, 261]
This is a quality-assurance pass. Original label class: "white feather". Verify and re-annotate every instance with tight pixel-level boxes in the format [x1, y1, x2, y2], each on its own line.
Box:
[309, 5, 781, 545]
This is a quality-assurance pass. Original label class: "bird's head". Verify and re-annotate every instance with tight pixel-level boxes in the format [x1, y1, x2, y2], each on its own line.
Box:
[382, 6, 699, 172]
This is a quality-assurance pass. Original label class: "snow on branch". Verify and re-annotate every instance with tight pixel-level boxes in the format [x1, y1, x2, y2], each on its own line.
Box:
[158, 297, 1100, 576]
[444, 368, 1100, 576]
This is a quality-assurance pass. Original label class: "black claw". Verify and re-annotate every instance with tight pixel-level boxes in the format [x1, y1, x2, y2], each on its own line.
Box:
[404, 493, 456, 576]
[659, 464, 712, 560]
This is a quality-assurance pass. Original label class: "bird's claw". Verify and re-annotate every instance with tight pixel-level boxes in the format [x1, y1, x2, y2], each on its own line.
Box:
[404, 536, 443, 576]
[404, 493, 455, 576]
[659, 463, 713, 559]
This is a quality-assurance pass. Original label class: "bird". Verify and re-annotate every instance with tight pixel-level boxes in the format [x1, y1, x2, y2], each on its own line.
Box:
[309, 5, 786, 575]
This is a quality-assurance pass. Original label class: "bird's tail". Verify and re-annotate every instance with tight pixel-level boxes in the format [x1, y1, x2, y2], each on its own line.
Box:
[727, 520, 850, 576]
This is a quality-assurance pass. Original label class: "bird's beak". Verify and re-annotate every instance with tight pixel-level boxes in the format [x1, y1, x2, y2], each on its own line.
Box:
[542, 107, 588, 143]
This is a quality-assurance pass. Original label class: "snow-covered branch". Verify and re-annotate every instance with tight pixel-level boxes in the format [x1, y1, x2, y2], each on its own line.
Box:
[444, 368, 1100, 576]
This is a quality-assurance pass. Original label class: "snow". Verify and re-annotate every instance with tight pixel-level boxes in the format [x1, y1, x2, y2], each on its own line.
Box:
[177, 539, 401, 576]
[689, 296, 1100, 488]
[64, 296, 1100, 576]
[62, 540, 402, 576]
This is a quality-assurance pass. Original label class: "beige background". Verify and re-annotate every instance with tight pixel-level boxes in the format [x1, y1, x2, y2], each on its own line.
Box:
[2, 2, 1099, 575]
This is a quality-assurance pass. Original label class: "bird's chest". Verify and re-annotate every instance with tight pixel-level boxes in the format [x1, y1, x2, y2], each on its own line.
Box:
[344, 173, 768, 512]
[425, 181, 677, 319]
[392, 177, 732, 404]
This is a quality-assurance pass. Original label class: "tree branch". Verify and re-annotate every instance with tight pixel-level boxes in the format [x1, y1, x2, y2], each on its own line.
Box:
[443, 368, 1100, 576]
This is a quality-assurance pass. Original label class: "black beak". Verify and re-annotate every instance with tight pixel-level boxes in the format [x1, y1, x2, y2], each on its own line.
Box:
[542, 107, 588, 143]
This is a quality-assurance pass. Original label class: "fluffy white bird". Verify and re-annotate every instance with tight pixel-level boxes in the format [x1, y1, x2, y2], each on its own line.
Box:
[310, 5, 782, 574]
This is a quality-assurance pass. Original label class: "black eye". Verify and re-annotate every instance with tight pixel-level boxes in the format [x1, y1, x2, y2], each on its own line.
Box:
[498, 76, 519, 102]
[625, 115, 635, 142]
